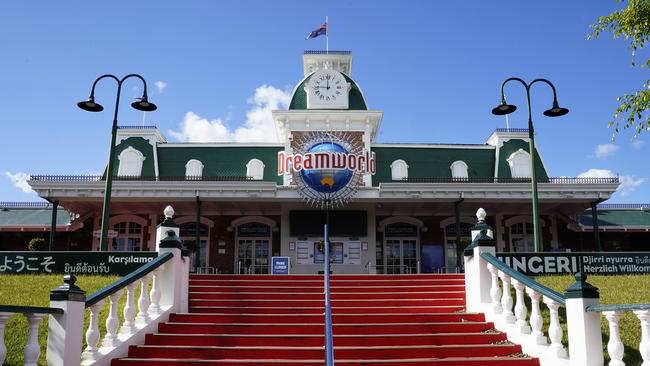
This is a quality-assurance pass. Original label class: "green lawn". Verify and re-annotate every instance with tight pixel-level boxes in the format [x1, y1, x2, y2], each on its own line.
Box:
[537, 274, 650, 366]
[0, 274, 120, 366]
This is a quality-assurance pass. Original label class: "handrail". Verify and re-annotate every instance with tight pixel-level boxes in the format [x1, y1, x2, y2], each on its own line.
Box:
[480, 252, 566, 305]
[0, 305, 63, 315]
[85, 252, 172, 307]
[587, 303, 650, 312]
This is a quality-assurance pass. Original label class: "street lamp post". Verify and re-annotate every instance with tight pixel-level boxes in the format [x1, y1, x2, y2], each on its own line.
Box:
[78, 74, 157, 251]
[491, 78, 569, 252]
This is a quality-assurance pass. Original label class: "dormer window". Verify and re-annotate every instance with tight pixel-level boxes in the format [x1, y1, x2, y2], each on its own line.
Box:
[117, 147, 145, 177]
[450, 160, 469, 179]
[390, 160, 409, 180]
[185, 159, 204, 178]
[246, 159, 265, 180]
[507, 149, 531, 178]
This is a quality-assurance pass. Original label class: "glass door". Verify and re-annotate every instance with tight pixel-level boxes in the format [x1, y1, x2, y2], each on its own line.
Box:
[237, 239, 270, 274]
[384, 239, 419, 274]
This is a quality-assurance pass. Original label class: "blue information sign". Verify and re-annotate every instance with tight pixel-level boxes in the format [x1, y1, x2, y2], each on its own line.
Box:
[271, 256, 290, 275]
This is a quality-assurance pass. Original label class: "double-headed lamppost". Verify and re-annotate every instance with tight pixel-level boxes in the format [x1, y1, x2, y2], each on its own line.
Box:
[491, 78, 569, 253]
[78, 74, 157, 251]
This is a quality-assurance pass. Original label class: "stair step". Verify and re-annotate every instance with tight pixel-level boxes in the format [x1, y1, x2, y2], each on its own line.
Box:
[112, 356, 539, 366]
[126, 344, 522, 359]
[189, 299, 466, 307]
[158, 321, 495, 335]
[189, 274, 465, 281]
[145, 332, 508, 347]
[186, 305, 465, 314]
[188, 285, 465, 293]
[169, 313, 484, 324]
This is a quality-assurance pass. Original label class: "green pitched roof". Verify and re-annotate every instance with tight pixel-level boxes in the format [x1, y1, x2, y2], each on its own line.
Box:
[156, 145, 283, 183]
[581, 208, 650, 227]
[289, 72, 368, 110]
[371, 145, 496, 184]
[0, 207, 70, 227]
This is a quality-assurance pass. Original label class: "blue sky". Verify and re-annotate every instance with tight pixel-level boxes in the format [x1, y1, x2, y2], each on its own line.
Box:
[0, 1, 647, 203]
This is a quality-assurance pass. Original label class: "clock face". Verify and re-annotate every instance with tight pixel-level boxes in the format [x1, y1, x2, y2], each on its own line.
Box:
[309, 70, 346, 104]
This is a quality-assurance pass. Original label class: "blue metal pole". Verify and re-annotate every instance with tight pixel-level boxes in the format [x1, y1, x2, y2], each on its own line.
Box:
[324, 222, 334, 366]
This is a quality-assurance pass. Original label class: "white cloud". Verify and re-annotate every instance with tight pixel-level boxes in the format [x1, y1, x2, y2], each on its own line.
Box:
[578, 168, 646, 196]
[169, 85, 291, 143]
[595, 143, 619, 158]
[5, 171, 34, 193]
[154, 81, 168, 93]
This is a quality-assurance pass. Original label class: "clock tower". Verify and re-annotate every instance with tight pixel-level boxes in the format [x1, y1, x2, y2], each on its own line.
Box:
[273, 50, 383, 187]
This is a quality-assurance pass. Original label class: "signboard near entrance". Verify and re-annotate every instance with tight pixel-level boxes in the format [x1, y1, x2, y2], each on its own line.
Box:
[271, 256, 290, 275]
[496, 252, 650, 276]
[0, 251, 158, 275]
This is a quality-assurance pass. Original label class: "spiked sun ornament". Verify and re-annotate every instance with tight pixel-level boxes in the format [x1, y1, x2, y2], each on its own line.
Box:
[292, 130, 365, 209]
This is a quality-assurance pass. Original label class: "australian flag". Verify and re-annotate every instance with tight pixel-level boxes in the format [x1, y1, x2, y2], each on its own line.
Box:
[306, 22, 327, 39]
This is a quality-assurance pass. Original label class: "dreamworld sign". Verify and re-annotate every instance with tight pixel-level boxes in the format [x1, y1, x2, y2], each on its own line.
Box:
[277, 147, 376, 176]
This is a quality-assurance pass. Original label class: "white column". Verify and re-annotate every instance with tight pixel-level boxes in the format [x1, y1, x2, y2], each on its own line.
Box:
[634, 310, 650, 366]
[604, 311, 625, 366]
[566, 297, 603, 366]
[24, 314, 45, 366]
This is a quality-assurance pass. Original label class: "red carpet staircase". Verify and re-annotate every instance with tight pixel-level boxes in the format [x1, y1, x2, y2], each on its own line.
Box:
[112, 274, 538, 365]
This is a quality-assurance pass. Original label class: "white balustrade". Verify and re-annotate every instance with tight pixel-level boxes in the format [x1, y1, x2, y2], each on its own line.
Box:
[135, 276, 151, 325]
[511, 279, 531, 335]
[102, 291, 123, 348]
[604, 311, 625, 366]
[0, 312, 11, 364]
[120, 283, 137, 335]
[487, 263, 502, 315]
[498, 271, 516, 324]
[635, 310, 650, 365]
[24, 313, 45, 366]
[82, 300, 105, 362]
[525, 288, 547, 345]
[149, 267, 162, 315]
[543, 297, 567, 358]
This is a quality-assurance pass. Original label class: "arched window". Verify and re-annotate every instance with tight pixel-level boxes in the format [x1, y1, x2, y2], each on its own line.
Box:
[117, 147, 145, 177]
[510, 222, 534, 252]
[112, 222, 143, 251]
[390, 159, 409, 180]
[507, 149, 531, 178]
[450, 160, 469, 179]
[246, 159, 265, 180]
[185, 159, 204, 178]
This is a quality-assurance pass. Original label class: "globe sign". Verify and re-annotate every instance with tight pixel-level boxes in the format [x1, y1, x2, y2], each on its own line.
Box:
[300, 142, 353, 193]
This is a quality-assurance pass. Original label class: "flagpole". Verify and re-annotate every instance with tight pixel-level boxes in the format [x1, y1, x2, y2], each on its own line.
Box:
[326, 16, 329, 53]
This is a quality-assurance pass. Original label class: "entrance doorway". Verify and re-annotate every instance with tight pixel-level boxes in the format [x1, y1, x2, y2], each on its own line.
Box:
[235, 222, 271, 274]
[385, 239, 418, 274]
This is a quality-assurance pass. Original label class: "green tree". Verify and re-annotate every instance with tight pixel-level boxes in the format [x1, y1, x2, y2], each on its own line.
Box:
[590, 0, 650, 138]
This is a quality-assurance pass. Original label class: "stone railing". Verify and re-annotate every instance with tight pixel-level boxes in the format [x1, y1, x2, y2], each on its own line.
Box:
[0, 206, 189, 366]
[0, 306, 63, 365]
[465, 208, 650, 366]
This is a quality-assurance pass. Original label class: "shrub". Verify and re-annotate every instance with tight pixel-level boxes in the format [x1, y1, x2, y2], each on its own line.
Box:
[28, 238, 47, 251]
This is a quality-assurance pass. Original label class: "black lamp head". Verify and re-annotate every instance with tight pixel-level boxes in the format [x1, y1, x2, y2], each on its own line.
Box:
[543, 100, 569, 117]
[77, 96, 104, 112]
[131, 95, 157, 112]
[491, 99, 517, 116]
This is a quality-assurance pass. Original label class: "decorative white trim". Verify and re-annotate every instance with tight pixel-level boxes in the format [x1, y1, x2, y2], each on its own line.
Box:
[450, 160, 469, 179]
[378, 216, 427, 232]
[507, 149, 531, 178]
[175, 216, 215, 228]
[439, 216, 476, 228]
[185, 159, 204, 177]
[246, 159, 265, 180]
[390, 160, 409, 180]
[229, 216, 278, 232]
[117, 147, 146, 177]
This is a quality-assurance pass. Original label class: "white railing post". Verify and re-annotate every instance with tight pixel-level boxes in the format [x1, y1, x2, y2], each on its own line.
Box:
[498, 271, 516, 325]
[634, 309, 650, 365]
[564, 272, 603, 366]
[148, 268, 162, 316]
[604, 311, 625, 366]
[102, 291, 122, 348]
[82, 300, 105, 362]
[487, 263, 502, 316]
[525, 288, 547, 346]
[47, 274, 86, 366]
[543, 296, 568, 359]
[135, 277, 151, 325]
[464, 208, 495, 313]
[156, 205, 184, 312]
[119, 283, 137, 335]
[512, 279, 531, 336]
[24, 313, 45, 366]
